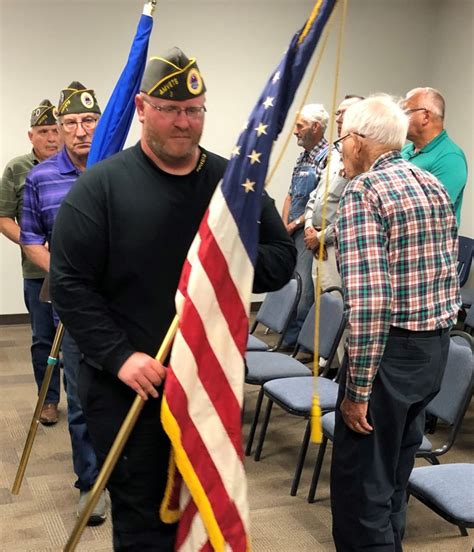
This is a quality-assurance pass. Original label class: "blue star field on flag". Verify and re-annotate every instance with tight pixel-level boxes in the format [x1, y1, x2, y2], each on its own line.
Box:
[221, 0, 337, 264]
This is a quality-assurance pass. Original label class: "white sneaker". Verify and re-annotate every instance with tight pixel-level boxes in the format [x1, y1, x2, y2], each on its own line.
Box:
[77, 489, 107, 525]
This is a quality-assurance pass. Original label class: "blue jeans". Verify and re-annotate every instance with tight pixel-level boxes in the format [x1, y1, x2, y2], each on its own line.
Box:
[283, 229, 314, 346]
[61, 331, 99, 491]
[23, 278, 60, 404]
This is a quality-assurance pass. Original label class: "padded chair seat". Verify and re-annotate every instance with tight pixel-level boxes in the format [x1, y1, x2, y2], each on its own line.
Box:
[245, 351, 311, 384]
[247, 334, 269, 351]
[263, 376, 339, 414]
[322, 411, 336, 435]
[418, 434, 433, 453]
[408, 464, 474, 524]
[452, 335, 472, 349]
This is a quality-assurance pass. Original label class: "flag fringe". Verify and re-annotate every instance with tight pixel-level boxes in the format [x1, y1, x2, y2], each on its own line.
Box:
[298, 0, 323, 45]
[160, 447, 181, 523]
[161, 396, 226, 552]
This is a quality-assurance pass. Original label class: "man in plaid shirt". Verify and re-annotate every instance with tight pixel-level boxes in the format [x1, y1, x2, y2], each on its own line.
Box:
[331, 95, 460, 551]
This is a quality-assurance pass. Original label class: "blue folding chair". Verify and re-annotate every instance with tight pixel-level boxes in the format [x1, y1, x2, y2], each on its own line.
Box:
[247, 272, 302, 352]
[407, 463, 474, 537]
[458, 235, 474, 288]
[308, 338, 474, 503]
[252, 288, 346, 495]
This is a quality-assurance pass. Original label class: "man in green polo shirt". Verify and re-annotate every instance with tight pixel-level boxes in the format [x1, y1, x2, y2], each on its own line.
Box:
[0, 100, 61, 424]
[400, 87, 468, 224]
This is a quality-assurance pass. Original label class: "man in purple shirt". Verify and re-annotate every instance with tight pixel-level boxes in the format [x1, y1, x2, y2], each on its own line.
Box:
[20, 82, 107, 524]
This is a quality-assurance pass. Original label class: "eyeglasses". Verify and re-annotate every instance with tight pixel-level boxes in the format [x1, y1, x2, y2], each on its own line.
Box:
[404, 107, 428, 115]
[60, 116, 99, 133]
[142, 97, 207, 119]
[333, 131, 366, 152]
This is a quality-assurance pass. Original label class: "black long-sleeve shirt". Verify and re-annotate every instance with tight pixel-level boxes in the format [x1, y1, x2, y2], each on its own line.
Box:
[50, 143, 295, 375]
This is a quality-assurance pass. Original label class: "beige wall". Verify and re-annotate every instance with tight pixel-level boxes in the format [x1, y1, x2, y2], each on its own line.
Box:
[0, 0, 472, 314]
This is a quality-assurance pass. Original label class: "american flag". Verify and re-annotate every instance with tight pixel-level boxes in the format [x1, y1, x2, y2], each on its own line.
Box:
[160, 1, 337, 550]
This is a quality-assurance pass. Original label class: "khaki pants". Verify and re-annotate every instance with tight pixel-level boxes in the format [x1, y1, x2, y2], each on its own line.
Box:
[311, 244, 341, 290]
[312, 245, 345, 365]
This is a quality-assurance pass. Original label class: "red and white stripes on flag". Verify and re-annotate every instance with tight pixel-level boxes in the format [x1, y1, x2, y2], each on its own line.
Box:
[161, 185, 253, 552]
[160, 1, 337, 547]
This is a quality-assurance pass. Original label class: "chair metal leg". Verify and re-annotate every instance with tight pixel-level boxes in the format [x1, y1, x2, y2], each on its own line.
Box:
[254, 398, 273, 461]
[425, 454, 440, 465]
[308, 435, 328, 503]
[291, 418, 311, 496]
[459, 525, 468, 537]
[245, 387, 264, 456]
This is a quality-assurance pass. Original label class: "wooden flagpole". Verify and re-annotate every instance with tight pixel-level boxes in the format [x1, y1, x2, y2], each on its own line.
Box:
[63, 315, 179, 552]
[11, 321, 65, 494]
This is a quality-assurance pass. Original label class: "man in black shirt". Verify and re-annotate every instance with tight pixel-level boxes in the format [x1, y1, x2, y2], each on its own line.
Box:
[50, 48, 295, 550]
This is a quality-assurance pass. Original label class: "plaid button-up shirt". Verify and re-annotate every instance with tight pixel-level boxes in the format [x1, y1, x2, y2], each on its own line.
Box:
[291, 138, 329, 180]
[335, 150, 461, 402]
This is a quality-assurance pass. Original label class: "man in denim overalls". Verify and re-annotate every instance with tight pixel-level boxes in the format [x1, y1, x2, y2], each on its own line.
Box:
[281, 103, 329, 348]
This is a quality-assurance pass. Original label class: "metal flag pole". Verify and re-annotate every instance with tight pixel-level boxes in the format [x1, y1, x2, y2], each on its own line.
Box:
[64, 315, 179, 552]
[11, 321, 65, 494]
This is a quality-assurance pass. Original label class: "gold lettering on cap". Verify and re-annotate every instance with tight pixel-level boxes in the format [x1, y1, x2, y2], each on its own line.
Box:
[158, 77, 179, 96]
[61, 99, 72, 112]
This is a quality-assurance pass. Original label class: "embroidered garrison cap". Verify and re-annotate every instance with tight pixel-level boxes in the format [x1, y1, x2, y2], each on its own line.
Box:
[57, 81, 101, 116]
[140, 47, 206, 100]
[30, 99, 57, 127]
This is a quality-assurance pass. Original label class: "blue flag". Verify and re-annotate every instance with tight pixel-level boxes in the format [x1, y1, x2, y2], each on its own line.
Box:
[87, 8, 154, 167]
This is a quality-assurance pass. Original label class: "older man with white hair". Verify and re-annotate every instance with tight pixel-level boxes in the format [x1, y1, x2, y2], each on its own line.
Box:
[281, 103, 329, 347]
[400, 87, 467, 224]
[303, 95, 364, 291]
[331, 95, 460, 551]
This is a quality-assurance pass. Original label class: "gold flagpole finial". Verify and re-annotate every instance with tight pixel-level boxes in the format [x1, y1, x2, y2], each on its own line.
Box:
[143, 0, 158, 17]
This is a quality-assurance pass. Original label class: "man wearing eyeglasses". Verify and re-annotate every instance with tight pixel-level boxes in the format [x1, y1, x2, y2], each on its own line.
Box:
[331, 95, 460, 551]
[49, 48, 295, 550]
[0, 100, 61, 425]
[20, 82, 106, 525]
[400, 87, 467, 224]
[303, 95, 364, 292]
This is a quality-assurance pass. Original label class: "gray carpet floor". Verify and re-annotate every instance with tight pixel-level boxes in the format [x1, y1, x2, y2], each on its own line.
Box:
[0, 323, 472, 551]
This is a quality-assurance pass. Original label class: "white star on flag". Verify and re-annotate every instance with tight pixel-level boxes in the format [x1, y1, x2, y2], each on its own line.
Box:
[242, 179, 256, 193]
[263, 96, 274, 109]
[254, 123, 268, 137]
[247, 150, 262, 165]
[231, 145, 241, 158]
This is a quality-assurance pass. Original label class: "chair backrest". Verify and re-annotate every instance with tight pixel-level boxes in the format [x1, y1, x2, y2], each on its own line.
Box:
[457, 235, 474, 287]
[297, 287, 346, 366]
[426, 338, 474, 431]
[253, 272, 302, 334]
[465, 305, 474, 330]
